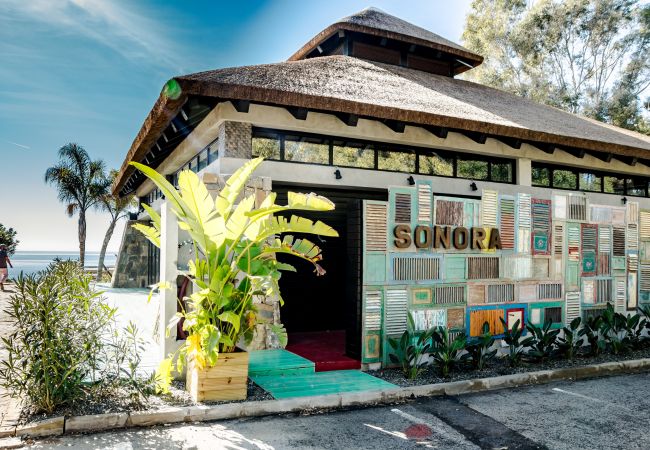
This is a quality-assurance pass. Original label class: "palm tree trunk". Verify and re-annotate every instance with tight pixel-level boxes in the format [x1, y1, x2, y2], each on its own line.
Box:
[78, 212, 86, 268]
[96, 218, 117, 282]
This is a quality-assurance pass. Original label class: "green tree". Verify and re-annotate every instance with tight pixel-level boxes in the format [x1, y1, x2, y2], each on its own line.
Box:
[96, 170, 136, 282]
[45, 144, 109, 267]
[463, 0, 650, 134]
[0, 224, 18, 255]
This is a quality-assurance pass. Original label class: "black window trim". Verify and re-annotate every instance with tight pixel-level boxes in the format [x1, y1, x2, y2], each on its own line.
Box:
[252, 127, 516, 185]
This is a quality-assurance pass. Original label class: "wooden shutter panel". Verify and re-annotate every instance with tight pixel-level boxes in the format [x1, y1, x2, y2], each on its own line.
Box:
[517, 193, 531, 254]
[481, 190, 498, 228]
[615, 278, 626, 313]
[365, 203, 388, 252]
[364, 290, 382, 331]
[567, 223, 581, 262]
[613, 226, 625, 257]
[641, 210, 650, 240]
[532, 198, 552, 256]
[394, 193, 412, 223]
[434, 285, 464, 304]
[553, 194, 567, 219]
[595, 279, 612, 304]
[568, 194, 587, 221]
[565, 291, 581, 324]
[435, 199, 464, 226]
[392, 256, 440, 281]
[417, 184, 432, 223]
[486, 284, 515, 303]
[499, 196, 515, 250]
[384, 289, 408, 335]
[627, 201, 639, 224]
[538, 283, 562, 300]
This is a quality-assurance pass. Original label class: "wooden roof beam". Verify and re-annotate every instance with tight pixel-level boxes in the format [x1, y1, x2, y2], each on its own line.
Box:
[564, 147, 586, 159]
[287, 107, 308, 120]
[423, 125, 448, 139]
[499, 136, 522, 149]
[334, 112, 359, 127]
[232, 100, 250, 113]
[383, 119, 406, 133]
[463, 131, 487, 144]
[614, 155, 638, 166]
[531, 143, 555, 154]
[588, 150, 613, 163]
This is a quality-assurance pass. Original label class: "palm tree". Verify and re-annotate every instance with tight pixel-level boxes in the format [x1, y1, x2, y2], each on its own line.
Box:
[45, 143, 109, 268]
[96, 170, 136, 281]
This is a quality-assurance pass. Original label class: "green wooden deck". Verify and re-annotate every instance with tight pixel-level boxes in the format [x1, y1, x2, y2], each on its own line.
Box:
[249, 349, 314, 377]
[249, 349, 397, 399]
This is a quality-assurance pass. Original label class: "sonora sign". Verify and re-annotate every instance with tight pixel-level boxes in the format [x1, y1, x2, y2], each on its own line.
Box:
[393, 225, 502, 250]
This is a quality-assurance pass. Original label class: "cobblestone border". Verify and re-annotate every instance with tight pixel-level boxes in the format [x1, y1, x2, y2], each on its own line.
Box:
[2, 358, 649, 446]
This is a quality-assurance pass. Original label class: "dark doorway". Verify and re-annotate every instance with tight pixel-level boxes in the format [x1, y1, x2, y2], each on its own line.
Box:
[273, 184, 387, 370]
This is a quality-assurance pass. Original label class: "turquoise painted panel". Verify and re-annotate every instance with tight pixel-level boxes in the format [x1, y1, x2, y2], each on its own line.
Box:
[445, 256, 466, 280]
[566, 262, 579, 290]
[249, 349, 315, 377]
[365, 254, 387, 283]
[612, 256, 626, 271]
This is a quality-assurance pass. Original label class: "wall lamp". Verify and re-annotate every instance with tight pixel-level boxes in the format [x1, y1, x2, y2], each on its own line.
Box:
[407, 176, 415, 186]
[470, 182, 478, 191]
[334, 169, 342, 180]
[622, 197, 628, 205]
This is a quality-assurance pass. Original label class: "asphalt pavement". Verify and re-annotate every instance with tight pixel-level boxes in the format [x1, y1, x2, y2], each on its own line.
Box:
[28, 372, 650, 450]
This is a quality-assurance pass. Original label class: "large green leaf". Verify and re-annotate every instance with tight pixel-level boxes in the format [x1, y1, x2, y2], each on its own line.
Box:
[245, 191, 336, 222]
[130, 162, 188, 218]
[177, 170, 223, 251]
[262, 236, 323, 263]
[132, 223, 160, 248]
[215, 157, 264, 220]
[256, 215, 339, 242]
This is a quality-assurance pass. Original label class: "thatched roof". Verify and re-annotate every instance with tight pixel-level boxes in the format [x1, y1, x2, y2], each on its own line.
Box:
[288, 7, 483, 68]
[114, 55, 650, 194]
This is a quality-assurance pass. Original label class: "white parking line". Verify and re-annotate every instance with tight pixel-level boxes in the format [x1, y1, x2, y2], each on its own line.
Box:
[551, 387, 634, 412]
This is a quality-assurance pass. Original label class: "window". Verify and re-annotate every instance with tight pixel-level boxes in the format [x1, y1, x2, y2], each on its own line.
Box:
[491, 162, 513, 183]
[197, 149, 208, 171]
[333, 141, 374, 168]
[604, 176, 625, 194]
[457, 158, 488, 180]
[553, 170, 577, 189]
[251, 128, 515, 184]
[419, 152, 453, 176]
[532, 167, 550, 187]
[533, 162, 650, 197]
[579, 172, 601, 192]
[252, 135, 281, 160]
[378, 150, 415, 172]
[284, 135, 329, 164]
[208, 144, 218, 163]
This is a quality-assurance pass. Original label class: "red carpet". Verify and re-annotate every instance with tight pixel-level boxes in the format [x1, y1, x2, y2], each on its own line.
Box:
[286, 330, 361, 372]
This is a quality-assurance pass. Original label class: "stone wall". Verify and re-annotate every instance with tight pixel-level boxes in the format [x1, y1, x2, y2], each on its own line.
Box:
[111, 220, 151, 288]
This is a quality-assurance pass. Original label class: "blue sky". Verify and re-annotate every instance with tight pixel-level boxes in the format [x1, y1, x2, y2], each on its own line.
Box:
[0, 0, 472, 252]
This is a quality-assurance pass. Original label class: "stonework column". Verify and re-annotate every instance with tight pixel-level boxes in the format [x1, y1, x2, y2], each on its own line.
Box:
[516, 158, 532, 187]
[111, 220, 150, 288]
[218, 121, 252, 159]
[159, 201, 181, 360]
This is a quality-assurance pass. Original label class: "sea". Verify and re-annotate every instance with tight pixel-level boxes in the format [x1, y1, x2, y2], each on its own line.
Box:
[6, 251, 118, 278]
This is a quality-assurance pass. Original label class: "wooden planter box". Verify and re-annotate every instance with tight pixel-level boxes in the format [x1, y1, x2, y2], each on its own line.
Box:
[186, 351, 249, 402]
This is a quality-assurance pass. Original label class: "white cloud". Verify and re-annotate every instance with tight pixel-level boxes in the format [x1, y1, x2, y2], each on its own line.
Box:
[1, 0, 186, 71]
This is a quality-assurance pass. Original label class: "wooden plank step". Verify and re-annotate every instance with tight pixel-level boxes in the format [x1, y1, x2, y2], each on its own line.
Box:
[251, 370, 397, 399]
[249, 349, 315, 377]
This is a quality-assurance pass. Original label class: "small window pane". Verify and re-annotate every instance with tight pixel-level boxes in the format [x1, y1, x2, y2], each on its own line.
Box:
[252, 137, 280, 160]
[197, 149, 208, 171]
[627, 178, 646, 197]
[491, 162, 513, 183]
[552, 169, 576, 189]
[457, 158, 488, 180]
[284, 136, 329, 164]
[419, 153, 453, 176]
[579, 172, 601, 192]
[604, 176, 625, 194]
[333, 142, 374, 168]
[208, 145, 218, 163]
[189, 158, 198, 173]
[532, 167, 550, 187]
[377, 150, 415, 172]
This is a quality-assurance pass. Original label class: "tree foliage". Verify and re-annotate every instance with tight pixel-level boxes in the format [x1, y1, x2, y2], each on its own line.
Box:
[0, 224, 18, 255]
[463, 0, 650, 134]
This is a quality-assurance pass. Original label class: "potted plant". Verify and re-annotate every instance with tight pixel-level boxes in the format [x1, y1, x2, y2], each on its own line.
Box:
[131, 157, 338, 401]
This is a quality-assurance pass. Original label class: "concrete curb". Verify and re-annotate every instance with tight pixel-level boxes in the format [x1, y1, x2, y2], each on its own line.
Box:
[8, 357, 650, 443]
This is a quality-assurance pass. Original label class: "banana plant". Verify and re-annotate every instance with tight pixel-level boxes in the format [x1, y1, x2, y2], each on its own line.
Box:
[130, 157, 338, 392]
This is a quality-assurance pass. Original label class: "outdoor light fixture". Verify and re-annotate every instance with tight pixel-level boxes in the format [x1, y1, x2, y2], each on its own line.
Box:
[407, 175, 415, 185]
[470, 182, 478, 191]
[334, 169, 342, 180]
[622, 197, 628, 205]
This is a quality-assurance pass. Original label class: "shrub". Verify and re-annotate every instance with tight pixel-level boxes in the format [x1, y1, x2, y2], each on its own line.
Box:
[0, 261, 154, 414]
[464, 330, 497, 370]
[499, 318, 533, 367]
[600, 303, 637, 355]
[579, 315, 605, 356]
[556, 317, 583, 360]
[525, 319, 560, 361]
[430, 328, 466, 377]
[388, 314, 434, 380]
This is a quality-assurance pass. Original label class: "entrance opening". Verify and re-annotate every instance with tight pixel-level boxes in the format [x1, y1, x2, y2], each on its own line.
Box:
[274, 185, 387, 371]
